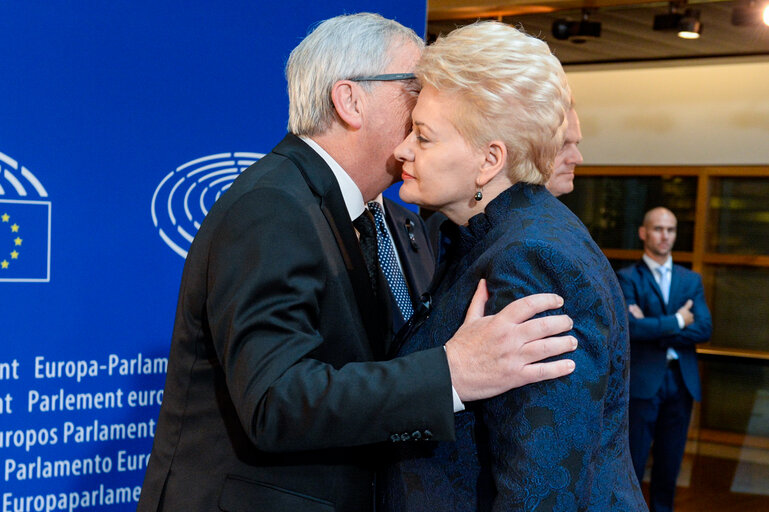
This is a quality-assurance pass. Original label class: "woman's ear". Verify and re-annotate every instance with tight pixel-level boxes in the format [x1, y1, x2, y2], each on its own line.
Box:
[476, 140, 507, 187]
[330, 80, 363, 130]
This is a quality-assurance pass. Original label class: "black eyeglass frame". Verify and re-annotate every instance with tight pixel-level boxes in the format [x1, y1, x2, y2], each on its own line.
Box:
[348, 73, 416, 82]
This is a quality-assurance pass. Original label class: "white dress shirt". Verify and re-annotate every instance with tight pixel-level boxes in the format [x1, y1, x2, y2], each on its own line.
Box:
[642, 254, 683, 360]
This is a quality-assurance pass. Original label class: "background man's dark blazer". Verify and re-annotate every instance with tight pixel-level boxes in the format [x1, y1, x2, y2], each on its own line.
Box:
[138, 134, 454, 512]
[616, 261, 712, 402]
[616, 260, 711, 511]
[384, 184, 646, 511]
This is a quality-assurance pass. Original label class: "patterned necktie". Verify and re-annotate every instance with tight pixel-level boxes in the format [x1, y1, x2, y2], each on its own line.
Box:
[367, 201, 414, 321]
[353, 210, 379, 295]
[657, 266, 670, 304]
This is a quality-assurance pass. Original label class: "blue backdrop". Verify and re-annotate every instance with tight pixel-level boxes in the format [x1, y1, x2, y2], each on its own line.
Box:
[0, 2, 425, 510]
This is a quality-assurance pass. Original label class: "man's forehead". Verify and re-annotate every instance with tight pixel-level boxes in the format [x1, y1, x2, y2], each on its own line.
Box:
[566, 111, 581, 141]
[647, 215, 677, 228]
[386, 40, 422, 70]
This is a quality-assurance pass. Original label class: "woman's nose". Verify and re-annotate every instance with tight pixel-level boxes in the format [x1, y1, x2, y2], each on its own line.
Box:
[394, 132, 415, 162]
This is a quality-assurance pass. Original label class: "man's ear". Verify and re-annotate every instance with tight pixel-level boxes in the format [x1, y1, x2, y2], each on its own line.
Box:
[330, 80, 363, 130]
[639, 226, 647, 242]
[476, 140, 507, 188]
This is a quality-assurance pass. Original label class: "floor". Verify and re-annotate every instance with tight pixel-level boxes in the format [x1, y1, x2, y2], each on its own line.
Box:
[641, 451, 769, 511]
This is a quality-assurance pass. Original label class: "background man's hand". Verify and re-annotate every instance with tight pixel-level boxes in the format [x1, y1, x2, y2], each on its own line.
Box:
[445, 279, 577, 402]
[677, 299, 694, 326]
[628, 304, 645, 319]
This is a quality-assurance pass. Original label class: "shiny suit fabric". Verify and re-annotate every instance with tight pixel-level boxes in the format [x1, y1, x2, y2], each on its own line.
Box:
[383, 184, 646, 512]
[138, 134, 454, 512]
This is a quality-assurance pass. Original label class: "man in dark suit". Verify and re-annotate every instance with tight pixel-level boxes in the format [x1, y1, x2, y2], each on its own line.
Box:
[138, 13, 577, 512]
[617, 207, 712, 512]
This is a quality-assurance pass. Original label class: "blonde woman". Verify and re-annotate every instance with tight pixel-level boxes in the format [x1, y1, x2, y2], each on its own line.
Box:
[382, 22, 646, 511]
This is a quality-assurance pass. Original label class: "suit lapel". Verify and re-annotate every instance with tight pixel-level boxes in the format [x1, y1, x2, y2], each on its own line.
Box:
[272, 134, 387, 357]
[637, 261, 668, 312]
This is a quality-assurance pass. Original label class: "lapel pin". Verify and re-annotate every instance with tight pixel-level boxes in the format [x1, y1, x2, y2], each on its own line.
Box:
[405, 219, 418, 251]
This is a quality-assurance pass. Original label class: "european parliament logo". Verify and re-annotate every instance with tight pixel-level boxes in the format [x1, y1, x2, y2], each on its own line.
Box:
[151, 152, 264, 258]
[0, 151, 51, 283]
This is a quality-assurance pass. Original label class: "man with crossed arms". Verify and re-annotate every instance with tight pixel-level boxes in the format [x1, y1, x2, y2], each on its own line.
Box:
[617, 207, 712, 512]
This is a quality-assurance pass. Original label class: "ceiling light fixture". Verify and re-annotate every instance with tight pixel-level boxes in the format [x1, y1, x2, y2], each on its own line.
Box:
[653, 2, 703, 39]
[677, 9, 702, 38]
[552, 9, 602, 44]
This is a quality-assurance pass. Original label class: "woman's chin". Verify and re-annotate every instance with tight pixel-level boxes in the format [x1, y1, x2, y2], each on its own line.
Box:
[398, 185, 423, 207]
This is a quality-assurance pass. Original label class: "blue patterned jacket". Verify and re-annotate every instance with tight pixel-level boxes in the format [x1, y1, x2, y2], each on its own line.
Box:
[382, 184, 647, 512]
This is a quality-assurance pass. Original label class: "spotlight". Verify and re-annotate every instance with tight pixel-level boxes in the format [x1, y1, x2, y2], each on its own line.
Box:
[653, 3, 703, 39]
[678, 9, 702, 38]
[552, 9, 602, 44]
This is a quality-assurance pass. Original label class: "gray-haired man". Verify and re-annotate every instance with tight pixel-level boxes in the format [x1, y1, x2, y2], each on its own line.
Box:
[139, 13, 576, 511]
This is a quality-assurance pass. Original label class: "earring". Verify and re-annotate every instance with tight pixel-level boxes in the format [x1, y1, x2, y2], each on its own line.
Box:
[474, 189, 483, 201]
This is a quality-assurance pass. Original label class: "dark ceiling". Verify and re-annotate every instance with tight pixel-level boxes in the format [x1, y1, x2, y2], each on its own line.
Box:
[427, 0, 769, 65]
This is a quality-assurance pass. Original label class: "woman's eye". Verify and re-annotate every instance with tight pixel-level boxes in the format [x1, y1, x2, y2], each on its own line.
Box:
[416, 135, 429, 144]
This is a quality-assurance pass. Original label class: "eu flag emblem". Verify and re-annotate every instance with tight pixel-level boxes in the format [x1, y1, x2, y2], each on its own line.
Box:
[0, 199, 51, 282]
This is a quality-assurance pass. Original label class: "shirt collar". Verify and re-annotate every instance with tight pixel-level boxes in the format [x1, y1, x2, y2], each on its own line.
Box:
[369, 193, 385, 210]
[299, 136, 365, 221]
[643, 254, 673, 273]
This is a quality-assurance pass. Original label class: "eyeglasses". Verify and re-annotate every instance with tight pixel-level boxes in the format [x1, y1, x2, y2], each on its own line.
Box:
[348, 73, 416, 82]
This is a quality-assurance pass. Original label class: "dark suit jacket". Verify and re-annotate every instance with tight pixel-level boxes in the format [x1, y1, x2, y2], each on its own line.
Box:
[382, 198, 434, 333]
[138, 134, 454, 512]
[616, 260, 712, 401]
[383, 184, 646, 511]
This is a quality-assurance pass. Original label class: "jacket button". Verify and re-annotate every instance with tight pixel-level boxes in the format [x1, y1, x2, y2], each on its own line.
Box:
[390, 433, 401, 443]
[423, 430, 433, 440]
[400, 432, 411, 442]
[411, 430, 422, 441]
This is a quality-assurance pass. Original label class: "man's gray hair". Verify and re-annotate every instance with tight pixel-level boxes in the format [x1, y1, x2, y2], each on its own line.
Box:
[286, 13, 423, 136]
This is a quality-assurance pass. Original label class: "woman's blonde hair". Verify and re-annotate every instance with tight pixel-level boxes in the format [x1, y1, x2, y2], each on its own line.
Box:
[416, 21, 570, 183]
